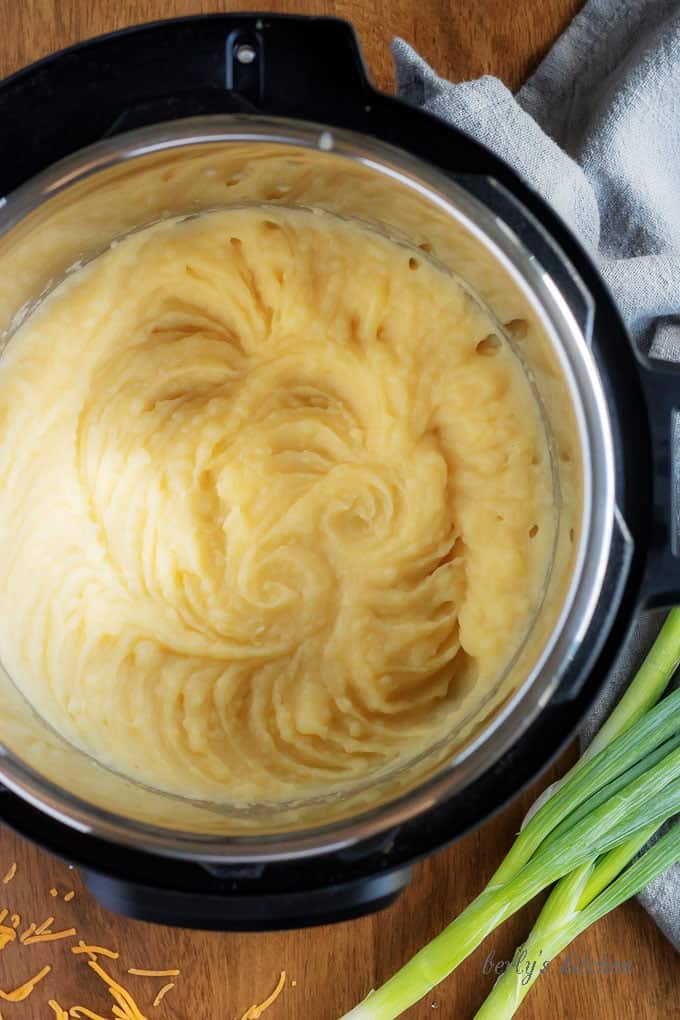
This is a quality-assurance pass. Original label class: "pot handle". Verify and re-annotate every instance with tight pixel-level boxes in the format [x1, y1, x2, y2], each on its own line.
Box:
[638, 356, 680, 608]
[82, 862, 412, 931]
[0, 15, 376, 196]
[105, 15, 375, 136]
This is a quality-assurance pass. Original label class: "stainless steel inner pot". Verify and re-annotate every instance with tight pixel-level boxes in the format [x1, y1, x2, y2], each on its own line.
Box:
[0, 117, 615, 861]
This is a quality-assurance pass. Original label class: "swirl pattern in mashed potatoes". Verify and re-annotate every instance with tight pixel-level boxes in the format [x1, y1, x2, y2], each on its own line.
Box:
[0, 207, 553, 802]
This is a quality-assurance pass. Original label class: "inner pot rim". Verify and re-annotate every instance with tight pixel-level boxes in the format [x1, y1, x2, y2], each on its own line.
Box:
[0, 115, 616, 861]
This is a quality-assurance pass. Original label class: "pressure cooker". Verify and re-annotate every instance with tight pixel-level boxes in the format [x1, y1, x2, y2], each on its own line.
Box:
[0, 13, 678, 930]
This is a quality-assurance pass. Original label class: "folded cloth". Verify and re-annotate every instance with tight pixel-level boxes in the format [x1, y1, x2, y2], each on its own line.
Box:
[393, 0, 679, 950]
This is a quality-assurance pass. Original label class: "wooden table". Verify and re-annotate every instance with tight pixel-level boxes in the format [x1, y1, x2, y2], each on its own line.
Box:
[0, 2, 678, 1018]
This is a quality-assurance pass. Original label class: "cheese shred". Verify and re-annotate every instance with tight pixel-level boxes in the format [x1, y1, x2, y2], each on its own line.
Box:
[87, 959, 148, 1020]
[128, 968, 180, 978]
[72, 941, 120, 960]
[239, 971, 287, 1020]
[48, 1001, 69, 1020]
[0, 925, 17, 952]
[19, 922, 36, 943]
[152, 982, 175, 1007]
[0, 963, 51, 1002]
[2, 863, 17, 884]
[25, 928, 78, 945]
[69, 1008, 114, 1019]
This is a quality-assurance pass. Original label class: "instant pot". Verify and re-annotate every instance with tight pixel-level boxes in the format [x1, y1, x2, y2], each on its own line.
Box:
[0, 13, 678, 931]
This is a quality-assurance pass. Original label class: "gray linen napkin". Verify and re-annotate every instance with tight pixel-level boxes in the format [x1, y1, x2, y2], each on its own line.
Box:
[393, 0, 680, 950]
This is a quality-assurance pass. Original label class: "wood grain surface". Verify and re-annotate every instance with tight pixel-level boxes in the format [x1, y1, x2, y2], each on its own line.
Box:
[0, 2, 678, 1019]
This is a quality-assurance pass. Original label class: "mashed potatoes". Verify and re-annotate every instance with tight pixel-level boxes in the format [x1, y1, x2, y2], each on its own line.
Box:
[0, 207, 554, 802]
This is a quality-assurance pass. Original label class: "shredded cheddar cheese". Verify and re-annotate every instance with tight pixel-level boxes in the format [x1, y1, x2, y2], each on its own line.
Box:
[2, 863, 17, 884]
[152, 982, 175, 1007]
[72, 942, 120, 960]
[128, 968, 180, 977]
[239, 971, 287, 1020]
[0, 867, 181, 1017]
[24, 927, 77, 945]
[0, 963, 51, 1002]
[0, 911, 14, 953]
[69, 1008, 113, 1019]
[19, 922, 36, 942]
[87, 959, 148, 1020]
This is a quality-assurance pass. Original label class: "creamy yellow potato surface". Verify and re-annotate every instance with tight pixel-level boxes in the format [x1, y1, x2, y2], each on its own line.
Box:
[0, 207, 553, 802]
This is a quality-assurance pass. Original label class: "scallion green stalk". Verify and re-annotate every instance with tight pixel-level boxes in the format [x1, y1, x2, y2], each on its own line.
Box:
[540, 732, 680, 847]
[473, 822, 679, 1019]
[518, 608, 680, 825]
[340, 611, 680, 1020]
[340, 719, 680, 1020]
[471, 610, 680, 1019]
[583, 609, 680, 761]
[489, 687, 680, 886]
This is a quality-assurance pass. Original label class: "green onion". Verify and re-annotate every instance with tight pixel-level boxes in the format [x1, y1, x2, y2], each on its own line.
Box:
[470, 609, 680, 1019]
[489, 686, 680, 886]
[582, 609, 680, 761]
[540, 732, 680, 847]
[473, 822, 678, 1019]
[515, 608, 680, 828]
[340, 610, 680, 1020]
